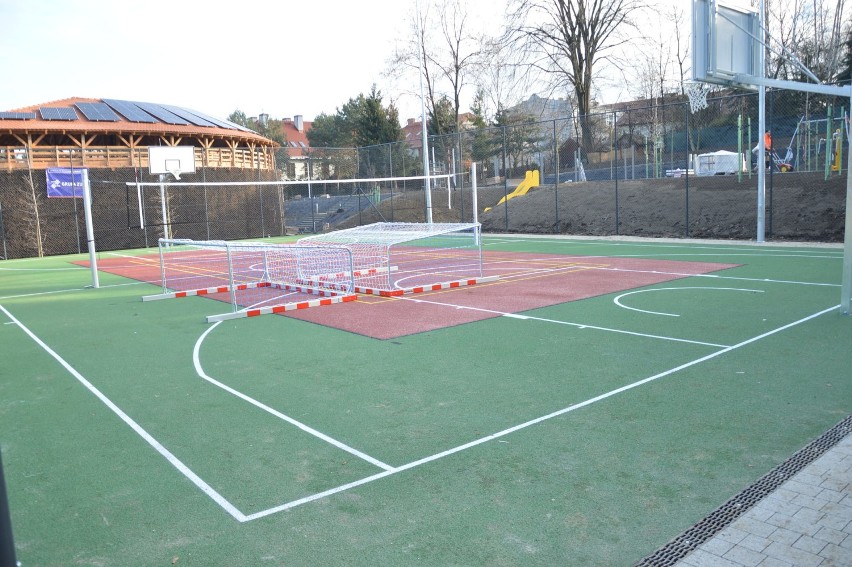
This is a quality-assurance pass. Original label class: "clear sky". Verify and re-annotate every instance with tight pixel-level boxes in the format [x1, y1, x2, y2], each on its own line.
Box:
[0, 0, 705, 124]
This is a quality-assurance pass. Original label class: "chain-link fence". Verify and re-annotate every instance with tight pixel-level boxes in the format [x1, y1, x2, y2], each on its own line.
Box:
[1, 90, 848, 259]
[419, 88, 849, 240]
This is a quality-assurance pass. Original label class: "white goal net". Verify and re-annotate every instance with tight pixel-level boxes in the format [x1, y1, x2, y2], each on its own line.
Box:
[142, 238, 357, 321]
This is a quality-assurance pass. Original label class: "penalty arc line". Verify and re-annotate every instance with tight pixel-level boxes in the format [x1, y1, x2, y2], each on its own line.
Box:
[0, 303, 248, 522]
[613, 287, 766, 317]
[193, 322, 394, 472]
[398, 296, 730, 348]
[244, 303, 840, 521]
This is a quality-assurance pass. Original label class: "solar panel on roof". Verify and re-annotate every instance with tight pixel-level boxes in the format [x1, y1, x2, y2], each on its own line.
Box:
[176, 107, 254, 132]
[0, 111, 36, 120]
[160, 105, 217, 128]
[132, 102, 189, 125]
[75, 102, 120, 122]
[102, 99, 157, 123]
[39, 107, 78, 121]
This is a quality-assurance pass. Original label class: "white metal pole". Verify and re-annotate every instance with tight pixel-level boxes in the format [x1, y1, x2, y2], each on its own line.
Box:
[81, 169, 99, 289]
[159, 174, 170, 241]
[136, 181, 145, 229]
[449, 147, 455, 209]
[158, 239, 167, 293]
[840, 92, 852, 314]
[471, 162, 479, 225]
[756, 0, 766, 243]
[416, 0, 433, 223]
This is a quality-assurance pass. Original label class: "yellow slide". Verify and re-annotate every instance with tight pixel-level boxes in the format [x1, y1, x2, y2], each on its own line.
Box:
[484, 170, 540, 212]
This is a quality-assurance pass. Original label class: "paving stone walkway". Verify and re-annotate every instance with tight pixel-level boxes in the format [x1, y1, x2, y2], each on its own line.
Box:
[675, 433, 851, 567]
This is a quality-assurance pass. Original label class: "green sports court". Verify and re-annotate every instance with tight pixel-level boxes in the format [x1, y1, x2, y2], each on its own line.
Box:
[1, 234, 849, 565]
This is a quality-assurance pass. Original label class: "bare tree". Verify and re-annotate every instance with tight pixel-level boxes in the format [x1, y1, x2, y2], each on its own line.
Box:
[474, 37, 528, 121]
[504, 0, 644, 149]
[669, 5, 689, 95]
[433, 0, 484, 131]
[766, 0, 850, 82]
[387, 0, 485, 133]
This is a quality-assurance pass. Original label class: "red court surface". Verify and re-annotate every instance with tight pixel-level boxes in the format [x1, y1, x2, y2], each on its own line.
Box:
[89, 250, 737, 339]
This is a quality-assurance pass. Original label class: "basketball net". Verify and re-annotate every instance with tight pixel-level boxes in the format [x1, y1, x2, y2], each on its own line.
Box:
[686, 82, 712, 114]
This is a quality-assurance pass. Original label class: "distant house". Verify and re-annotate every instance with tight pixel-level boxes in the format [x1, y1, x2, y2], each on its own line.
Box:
[275, 115, 314, 180]
[596, 97, 673, 149]
[402, 118, 424, 158]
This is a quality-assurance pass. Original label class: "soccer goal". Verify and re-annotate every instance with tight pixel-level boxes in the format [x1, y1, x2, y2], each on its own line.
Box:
[142, 238, 357, 321]
[297, 222, 497, 295]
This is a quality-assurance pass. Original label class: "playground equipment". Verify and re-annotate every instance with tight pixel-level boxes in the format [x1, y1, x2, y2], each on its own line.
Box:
[484, 170, 540, 212]
[790, 107, 849, 175]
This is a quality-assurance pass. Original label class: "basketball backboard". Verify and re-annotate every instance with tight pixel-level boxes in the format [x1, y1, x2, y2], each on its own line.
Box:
[148, 146, 196, 179]
[692, 0, 761, 88]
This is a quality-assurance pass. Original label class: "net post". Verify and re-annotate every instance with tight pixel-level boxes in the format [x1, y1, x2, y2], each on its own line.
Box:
[471, 163, 479, 226]
[158, 174, 171, 241]
[136, 180, 144, 229]
[81, 169, 99, 289]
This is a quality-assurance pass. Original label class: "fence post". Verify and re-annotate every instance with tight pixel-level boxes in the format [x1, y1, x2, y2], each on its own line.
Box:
[0, 201, 7, 260]
[553, 119, 559, 233]
[613, 110, 619, 235]
[502, 126, 509, 232]
[685, 104, 690, 238]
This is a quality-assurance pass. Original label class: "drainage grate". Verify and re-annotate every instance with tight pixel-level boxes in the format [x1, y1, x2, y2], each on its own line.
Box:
[634, 415, 852, 567]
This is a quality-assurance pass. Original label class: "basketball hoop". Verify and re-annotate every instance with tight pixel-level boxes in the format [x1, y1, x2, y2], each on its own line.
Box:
[686, 82, 712, 113]
[164, 159, 182, 180]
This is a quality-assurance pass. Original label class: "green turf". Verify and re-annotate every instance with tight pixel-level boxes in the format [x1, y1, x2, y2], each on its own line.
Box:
[1, 237, 849, 566]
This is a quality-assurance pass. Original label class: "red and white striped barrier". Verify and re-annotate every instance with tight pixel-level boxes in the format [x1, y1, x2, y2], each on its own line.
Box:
[268, 282, 345, 297]
[354, 275, 499, 297]
[401, 275, 500, 295]
[206, 293, 357, 323]
[142, 281, 270, 301]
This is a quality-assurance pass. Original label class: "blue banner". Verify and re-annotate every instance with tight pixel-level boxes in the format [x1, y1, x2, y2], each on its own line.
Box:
[46, 168, 86, 198]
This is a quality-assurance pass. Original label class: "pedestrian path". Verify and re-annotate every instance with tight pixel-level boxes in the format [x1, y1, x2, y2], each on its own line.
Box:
[637, 416, 851, 566]
[675, 432, 851, 566]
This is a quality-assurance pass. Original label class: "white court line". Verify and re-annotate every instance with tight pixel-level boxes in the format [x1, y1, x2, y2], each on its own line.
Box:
[0, 303, 248, 522]
[106, 251, 158, 260]
[575, 265, 840, 288]
[398, 296, 730, 348]
[483, 238, 842, 262]
[193, 323, 394, 472]
[611, 252, 841, 260]
[479, 256, 839, 289]
[482, 236, 842, 254]
[0, 267, 86, 271]
[244, 304, 840, 520]
[613, 287, 765, 317]
[0, 280, 148, 301]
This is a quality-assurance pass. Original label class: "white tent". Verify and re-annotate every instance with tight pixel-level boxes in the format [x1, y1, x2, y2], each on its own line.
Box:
[696, 150, 746, 176]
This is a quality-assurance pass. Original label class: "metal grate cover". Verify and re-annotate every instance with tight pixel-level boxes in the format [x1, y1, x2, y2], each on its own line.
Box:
[635, 415, 852, 567]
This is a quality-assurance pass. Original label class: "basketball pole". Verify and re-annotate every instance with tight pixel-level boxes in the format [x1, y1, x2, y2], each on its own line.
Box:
[0, 450, 17, 567]
[756, 0, 766, 243]
[841, 95, 852, 315]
